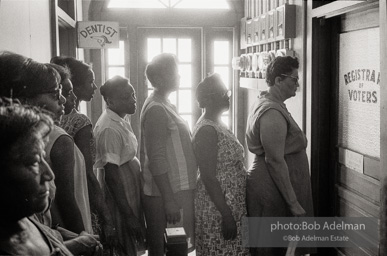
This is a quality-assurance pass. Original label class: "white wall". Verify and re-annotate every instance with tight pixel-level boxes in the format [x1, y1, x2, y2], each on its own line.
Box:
[0, 0, 52, 62]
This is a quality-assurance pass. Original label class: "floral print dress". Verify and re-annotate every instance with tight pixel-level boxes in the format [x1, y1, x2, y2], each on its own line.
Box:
[193, 119, 249, 256]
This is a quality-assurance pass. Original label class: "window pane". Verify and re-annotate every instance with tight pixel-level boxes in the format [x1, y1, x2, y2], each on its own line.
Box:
[174, 0, 229, 9]
[179, 64, 192, 88]
[178, 90, 192, 113]
[214, 66, 230, 89]
[146, 78, 153, 89]
[79, 101, 88, 116]
[147, 38, 161, 62]
[108, 67, 125, 79]
[108, 41, 125, 65]
[170, 0, 181, 7]
[178, 39, 191, 62]
[180, 115, 192, 131]
[214, 41, 229, 64]
[147, 89, 153, 97]
[169, 91, 177, 106]
[163, 38, 176, 55]
[221, 115, 229, 128]
[108, 0, 166, 8]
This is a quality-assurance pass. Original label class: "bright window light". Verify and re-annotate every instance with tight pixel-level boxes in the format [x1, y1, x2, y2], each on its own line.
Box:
[108, 0, 166, 8]
[147, 38, 161, 62]
[178, 39, 191, 62]
[108, 67, 125, 79]
[214, 66, 229, 89]
[221, 115, 229, 128]
[214, 41, 229, 65]
[178, 90, 192, 113]
[163, 38, 177, 55]
[108, 41, 125, 65]
[108, 0, 229, 9]
[179, 64, 192, 88]
[174, 0, 229, 9]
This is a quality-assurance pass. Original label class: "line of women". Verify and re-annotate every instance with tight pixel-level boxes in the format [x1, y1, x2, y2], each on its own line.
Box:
[0, 50, 313, 256]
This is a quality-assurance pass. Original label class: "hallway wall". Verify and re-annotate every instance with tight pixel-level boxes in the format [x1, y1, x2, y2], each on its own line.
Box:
[0, 0, 52, 62]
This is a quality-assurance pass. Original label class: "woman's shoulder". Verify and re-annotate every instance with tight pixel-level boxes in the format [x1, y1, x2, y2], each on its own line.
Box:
[193, 119, 225, 137]
[61, 111, 92, 136]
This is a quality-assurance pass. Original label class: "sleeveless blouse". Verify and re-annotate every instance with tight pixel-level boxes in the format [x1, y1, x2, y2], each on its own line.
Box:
[45, 126, 93, 234]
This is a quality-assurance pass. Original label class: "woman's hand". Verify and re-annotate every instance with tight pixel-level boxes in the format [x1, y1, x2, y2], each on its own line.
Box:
[71, 231, 102, 256]
[101, 222, 116, 246]
[222, 215, 237, 240]
[127, 216, 144, 244]
[289, 201, 306, 217]
[164, 200, 181, 224]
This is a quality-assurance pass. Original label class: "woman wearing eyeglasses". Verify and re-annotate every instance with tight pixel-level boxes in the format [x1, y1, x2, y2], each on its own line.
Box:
[193, 73, 248, 255]
[245, 56, 314, 255]
[0, 52, 91, 235]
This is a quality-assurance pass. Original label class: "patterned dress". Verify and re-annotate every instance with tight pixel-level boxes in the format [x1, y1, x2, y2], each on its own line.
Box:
[60, 109, 96, 162]
[193, 119, 249, 256]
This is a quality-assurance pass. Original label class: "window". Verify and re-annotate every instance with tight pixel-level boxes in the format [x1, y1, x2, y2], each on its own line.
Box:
[107, 40, 126, 79]
[146, 37, 194, 130]
[213, 40, 232, 129]
[108, 0, 229, 9]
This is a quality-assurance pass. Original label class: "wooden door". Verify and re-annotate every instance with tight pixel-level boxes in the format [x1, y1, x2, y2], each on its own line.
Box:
[312, 6, 381, 256]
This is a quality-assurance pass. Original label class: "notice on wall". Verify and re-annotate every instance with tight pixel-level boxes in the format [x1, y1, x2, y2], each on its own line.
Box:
[339, 148, 364, 174]
[77, 21, 119, 49]
[338, 28, 380, 158]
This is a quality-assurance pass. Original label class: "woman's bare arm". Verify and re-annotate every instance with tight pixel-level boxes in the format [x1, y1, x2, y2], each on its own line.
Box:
[259, 109, 305, 216]
[194, 125, 237, 240]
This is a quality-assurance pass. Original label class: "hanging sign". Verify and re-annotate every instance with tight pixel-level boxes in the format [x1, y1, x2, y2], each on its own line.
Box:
[338, 27, 380, 158]
[77, 21, 119, 49]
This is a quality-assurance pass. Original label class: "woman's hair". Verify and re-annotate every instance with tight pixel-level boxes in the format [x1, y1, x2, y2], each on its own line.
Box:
[0, 98, 53, 171]
[0, 51, 60, 100]
[196, 73, 224, 108]
[266, 56, 299, 87]
[100, 75, 130, 101]
[50, 56, 91, 90]
[49, 63, 71, 83]
[145, 53, 177, 89]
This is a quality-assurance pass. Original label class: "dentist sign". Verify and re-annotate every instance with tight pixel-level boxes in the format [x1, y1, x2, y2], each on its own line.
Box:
[77, 21, 119, 49]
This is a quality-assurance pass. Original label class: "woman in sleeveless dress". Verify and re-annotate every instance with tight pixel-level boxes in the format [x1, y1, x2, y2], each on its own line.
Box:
[193, 73, 248, 256]
[245, 56, 314, 256]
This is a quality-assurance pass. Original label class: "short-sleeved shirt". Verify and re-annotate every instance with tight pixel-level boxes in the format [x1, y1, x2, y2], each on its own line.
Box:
[94, 108, 144, 254]
[94, 108, 137, 169]
[140, 93, 197, 196]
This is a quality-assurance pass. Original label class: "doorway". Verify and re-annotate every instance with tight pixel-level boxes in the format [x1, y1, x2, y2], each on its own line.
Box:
[311, 6, 380, 256]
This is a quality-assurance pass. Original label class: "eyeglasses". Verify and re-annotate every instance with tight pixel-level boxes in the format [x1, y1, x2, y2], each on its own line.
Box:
[51, 88, 63, 101]
[281, 74, 299, 84]
[40, 88, 62, 101]
[208, 90, 232, 98]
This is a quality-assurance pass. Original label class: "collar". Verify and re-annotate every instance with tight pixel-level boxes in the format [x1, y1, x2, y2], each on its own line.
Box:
[106, 108, 125, 123]
[260, 90, 287, 109]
